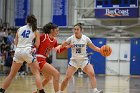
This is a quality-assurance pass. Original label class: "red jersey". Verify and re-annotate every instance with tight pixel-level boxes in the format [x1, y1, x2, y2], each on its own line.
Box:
[36, 34, 58, 57]
[36, 34, 66, 70]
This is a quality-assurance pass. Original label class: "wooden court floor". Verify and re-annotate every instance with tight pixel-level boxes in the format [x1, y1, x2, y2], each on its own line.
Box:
[0, 74, 140, 93]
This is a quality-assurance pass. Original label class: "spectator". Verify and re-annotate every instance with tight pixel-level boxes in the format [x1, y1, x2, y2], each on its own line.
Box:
[6, 31, 14, 45]
[3, 50, 14, 75]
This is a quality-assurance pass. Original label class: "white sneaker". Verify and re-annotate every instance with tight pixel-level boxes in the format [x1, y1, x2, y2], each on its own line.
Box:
[94, 90, 103, 93]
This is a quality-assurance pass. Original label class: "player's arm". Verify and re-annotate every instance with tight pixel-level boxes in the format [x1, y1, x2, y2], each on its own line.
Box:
[54, 41, 67, 53]
[88, 42, 100, 52]
[61, 41, 69, 47]
[55, 36, 73, 53]
[55, 45, 67, 53]
[61, 36, 73, 48]
[55, 37, 73, 53]
[14, 30, 19, 46]
[34, 30, 40, 48]
[87, 37, 100, 53]
[55, 44, 73, 53]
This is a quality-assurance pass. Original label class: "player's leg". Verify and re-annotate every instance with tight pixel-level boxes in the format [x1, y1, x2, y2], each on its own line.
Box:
[42, 74, 52, 86]
[25, 47, 45, 93]
[61, 66, 77, 91]
[83, 64, 103, 93]
[33, 75, 52, 93]
[0, 62, 22, 93]
[41, 62, 60, 93]
[29, 61, 45, 93]
[83, 64, 96, 88]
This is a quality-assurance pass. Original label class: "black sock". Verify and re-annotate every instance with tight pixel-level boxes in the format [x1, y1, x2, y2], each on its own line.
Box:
[0, 88, 5, 93]
[39, 89, 45, 93]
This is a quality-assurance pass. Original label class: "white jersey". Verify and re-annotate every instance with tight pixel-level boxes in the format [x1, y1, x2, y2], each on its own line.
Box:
[66, 34, 92, 59]
[16, 25, 35, 47]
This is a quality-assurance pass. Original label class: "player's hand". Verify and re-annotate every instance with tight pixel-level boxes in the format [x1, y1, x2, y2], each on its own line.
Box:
[30, 48, 36, 55]
[54, 45, 62, 52]
[66, 44, 74, 48]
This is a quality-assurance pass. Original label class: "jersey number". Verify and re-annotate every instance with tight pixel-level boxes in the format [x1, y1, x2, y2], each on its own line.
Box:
[21, 30, 30, 38]
[76, 48, 81, 53]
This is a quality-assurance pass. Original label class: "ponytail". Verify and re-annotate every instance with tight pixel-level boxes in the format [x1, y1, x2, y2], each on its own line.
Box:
[26, 14, 37, 32]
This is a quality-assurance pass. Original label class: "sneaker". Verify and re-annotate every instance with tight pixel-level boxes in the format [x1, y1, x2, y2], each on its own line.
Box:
[94, 90, 103, 93]
[38, 89, 45, 93]
[0, 88, 5, 93]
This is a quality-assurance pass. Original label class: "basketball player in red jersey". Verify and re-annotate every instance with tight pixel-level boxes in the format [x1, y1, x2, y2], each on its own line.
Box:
[33, 22, 66, 93]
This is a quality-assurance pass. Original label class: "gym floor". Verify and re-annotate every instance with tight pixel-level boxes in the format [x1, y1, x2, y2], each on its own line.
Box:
[0, 75, 140, 93]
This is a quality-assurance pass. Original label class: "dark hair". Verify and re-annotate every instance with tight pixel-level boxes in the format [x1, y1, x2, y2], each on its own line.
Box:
[74, 23, 84, 30]
[43, 22, 58, 34]
[26, 14, 37, 32]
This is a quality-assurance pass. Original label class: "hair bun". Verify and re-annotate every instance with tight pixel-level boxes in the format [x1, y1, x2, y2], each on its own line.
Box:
[77, 23, 84, 26]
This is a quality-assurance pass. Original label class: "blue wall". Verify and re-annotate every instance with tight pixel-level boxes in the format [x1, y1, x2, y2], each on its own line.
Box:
[88, 38, 106, 74]
[130, 38, 140, 75]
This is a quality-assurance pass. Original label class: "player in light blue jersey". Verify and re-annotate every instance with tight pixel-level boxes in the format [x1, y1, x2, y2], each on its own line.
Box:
[60, 23, 103, 93]
[0, 15, 45, 93]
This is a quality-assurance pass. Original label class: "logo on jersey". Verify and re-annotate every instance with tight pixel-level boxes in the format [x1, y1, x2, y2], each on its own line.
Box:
[74, 44, 85, 54]
[74, 44, 85, 48]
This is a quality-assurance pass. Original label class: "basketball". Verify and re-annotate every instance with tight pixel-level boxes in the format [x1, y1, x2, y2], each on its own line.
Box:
[100, 45, 112, 57]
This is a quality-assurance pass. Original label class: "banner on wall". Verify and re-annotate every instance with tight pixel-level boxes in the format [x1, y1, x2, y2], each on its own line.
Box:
[95, 0, 139, 18]
[95, 8, 139, 18]
[52, 0, 68, 26]
[15, 0, 30, 26]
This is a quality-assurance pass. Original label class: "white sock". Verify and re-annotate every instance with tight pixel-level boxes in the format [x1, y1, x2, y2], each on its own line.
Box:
[93, 88, 98, 92]
[56, 91, 64, 93]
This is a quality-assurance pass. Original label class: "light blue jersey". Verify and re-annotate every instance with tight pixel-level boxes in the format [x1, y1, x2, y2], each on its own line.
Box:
[13, 25, 36, 63]
[66, 34, 92, 69]
[17, 25, 35, 48]
[66, 34, 92, 59]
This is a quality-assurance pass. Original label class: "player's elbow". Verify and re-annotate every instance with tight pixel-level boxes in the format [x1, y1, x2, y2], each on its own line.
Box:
[35, 42, 40, 48]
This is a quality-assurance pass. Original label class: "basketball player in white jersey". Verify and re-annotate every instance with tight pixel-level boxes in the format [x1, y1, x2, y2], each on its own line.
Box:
[60, 23, 103, 93]
[0, 15, 45, 93]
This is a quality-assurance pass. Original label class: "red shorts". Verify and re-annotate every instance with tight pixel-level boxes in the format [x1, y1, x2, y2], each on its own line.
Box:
[36, 57, 46, 70]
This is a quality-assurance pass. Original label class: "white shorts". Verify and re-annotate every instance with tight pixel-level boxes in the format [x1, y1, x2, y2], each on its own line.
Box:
[69, 58, 89, 70]
[13, 47, 36, 64]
